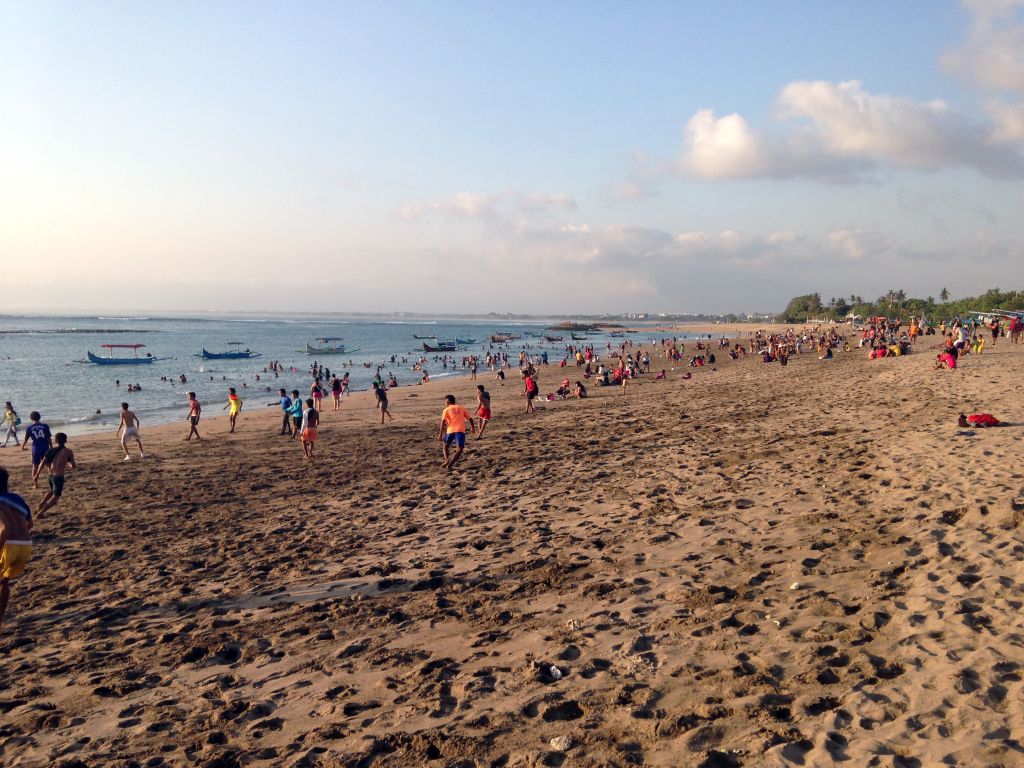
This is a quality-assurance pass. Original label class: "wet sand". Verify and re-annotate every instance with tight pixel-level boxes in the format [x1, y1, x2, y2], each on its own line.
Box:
[2, 337, 1023, 767]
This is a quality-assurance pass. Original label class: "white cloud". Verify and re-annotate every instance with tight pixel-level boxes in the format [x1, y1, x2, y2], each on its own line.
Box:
[395, 190, 576, 225]
[677, 80, 1023, 181]
[942, 0, 1024, 93]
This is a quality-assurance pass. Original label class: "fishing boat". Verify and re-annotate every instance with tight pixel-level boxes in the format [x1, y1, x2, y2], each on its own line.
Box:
[83, 343, 163, 365]
[571, 333, 588, 341]
[544, 335, 565, 342]
[302, 342, 360, 355]
[197, 342, 261, 360]
[423, 340, 457, 353]
[490, 333, 521, 343]
[412, 334, 437, 339]
[455, 338, 476, 345]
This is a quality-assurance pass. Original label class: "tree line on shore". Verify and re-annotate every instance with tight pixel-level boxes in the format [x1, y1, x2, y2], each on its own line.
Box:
[779, 288, 1024, 324]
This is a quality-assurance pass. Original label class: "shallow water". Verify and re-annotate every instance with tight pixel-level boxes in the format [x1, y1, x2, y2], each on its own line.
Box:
[0, 313, 683, 435]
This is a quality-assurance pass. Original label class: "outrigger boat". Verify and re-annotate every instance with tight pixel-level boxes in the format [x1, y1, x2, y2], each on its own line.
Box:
[197, 342, 261, 360]
[544, 335, 565, 342]
[490, 333, 521, 343]
[571, 333, 588, 341]
[316, 336, 344, 343]
[82, 343, 165, 365]
[423, 340, 457, 353]
[412, 334, 437, 339]
[455, 337, 476, 345]
[302, 342, 360, 355]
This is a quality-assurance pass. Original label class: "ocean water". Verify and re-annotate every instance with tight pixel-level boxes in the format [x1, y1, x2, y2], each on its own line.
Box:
[0, 313, 682, 436]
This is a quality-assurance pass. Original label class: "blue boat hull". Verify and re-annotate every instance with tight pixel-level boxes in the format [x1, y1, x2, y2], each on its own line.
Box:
[87, 351, 155, 365]
[200, 349, 261, 359]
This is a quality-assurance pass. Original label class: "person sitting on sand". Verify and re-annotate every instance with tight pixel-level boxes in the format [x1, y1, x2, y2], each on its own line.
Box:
[573, 381, 587, 399]
[655, 370, 666, 380]
[934, 352, 957, 369]
[958, 412, 1003, 427]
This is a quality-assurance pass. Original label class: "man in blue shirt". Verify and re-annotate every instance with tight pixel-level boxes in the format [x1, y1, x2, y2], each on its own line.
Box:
[270, 388, 293, 435]
[21, 411, 51, 489]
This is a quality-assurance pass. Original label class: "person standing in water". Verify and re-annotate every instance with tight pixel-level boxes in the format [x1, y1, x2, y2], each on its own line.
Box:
[116, 402, 144, 461]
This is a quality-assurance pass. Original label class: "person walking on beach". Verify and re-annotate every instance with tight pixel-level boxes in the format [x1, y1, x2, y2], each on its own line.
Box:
[374, 382, 394, 424]
[300, 398, 319, 460]
[37, 433, 76, 517]
[287, 390, 303, 440]
[521, 370, 538, 414]
[439, 395, 475, 471]
[21, 411, 52, 487]
[116, 402, 144, 461]
[475, 385, 491, 438]
[330, 375, 343, 410]
[271, 388, 292, 435]
[2, 402, 20, 448]
[0, 467, 33, 632]
[186, 392, 202, 441]
[223, 388, 242, 432]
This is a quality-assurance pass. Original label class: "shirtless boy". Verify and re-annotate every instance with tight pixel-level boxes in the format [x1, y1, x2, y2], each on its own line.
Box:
[0, 467, 33, 631]
[37, 433, 76, 517]
[116, 402, 144, 461]
[186, 392, 202, 440]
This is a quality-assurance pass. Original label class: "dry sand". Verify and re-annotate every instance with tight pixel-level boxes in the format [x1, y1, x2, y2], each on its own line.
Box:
[2, 338, 1023, 768]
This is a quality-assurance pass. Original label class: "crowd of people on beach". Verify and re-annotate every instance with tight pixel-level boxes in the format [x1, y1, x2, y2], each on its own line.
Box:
[3, 314, 1021, 632]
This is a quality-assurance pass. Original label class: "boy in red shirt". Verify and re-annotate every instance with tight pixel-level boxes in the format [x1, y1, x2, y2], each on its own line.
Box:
[438, 395, 476, 471]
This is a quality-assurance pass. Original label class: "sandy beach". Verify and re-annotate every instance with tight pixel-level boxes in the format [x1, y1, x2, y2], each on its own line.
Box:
[2, 336, 1023, 767]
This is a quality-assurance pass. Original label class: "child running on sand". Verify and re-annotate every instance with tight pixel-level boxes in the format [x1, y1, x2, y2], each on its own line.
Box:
[475, 385, 491, 438]
[374, 382, 394, 423]
[439, 395, 475, 471]
[116, 403, 144, 460]
[37, 433, 76, 517]
[223, 388, 243, 432]
[21, 412, 51, 488]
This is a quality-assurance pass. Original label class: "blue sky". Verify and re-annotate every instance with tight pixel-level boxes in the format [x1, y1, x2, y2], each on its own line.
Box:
[2, 1, 1022, 314]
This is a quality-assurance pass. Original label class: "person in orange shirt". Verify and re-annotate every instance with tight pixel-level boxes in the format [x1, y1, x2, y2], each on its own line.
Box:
[438, 395, 476, 471]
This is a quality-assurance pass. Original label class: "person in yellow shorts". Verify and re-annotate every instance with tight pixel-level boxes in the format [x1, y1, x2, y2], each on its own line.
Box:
[0, 467, 33, 631]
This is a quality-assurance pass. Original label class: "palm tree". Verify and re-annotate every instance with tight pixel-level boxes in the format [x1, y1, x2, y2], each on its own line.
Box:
[940, 287, 950, 302]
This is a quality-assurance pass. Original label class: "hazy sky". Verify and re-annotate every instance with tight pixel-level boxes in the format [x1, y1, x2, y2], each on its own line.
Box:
[2, 1, 1023, 314]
